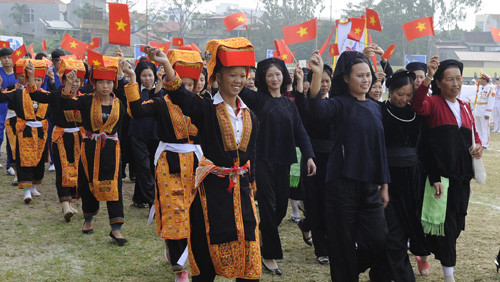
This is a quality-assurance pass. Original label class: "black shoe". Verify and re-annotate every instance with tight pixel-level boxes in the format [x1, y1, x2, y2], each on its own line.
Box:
[317, 256, 329, 265]
[262, 260, 282, 276]
[109, 231, 128, 246]
[297, 219, 312, 247]
[82, 222, 94, 234]
[130, 202, 147, 208]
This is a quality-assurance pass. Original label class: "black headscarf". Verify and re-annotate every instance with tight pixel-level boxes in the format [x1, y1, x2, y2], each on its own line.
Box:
[431, 59, 463, 96]
[406, 62, 427, 73]
[306, 64, 332, 83]
[255, 57, 291, 94]
[135, 61, 157, 89]
[331, 51, 376, 97]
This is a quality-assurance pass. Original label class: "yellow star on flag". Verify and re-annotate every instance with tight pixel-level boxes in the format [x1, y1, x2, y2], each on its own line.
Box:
[178, 40, 182, 45]
[282, 54, 288, 60]
[2, 43, 5, 47]
[416, 23, 426, 32]
[237, 16, 245, 22]
[90, 41, 94, 46]
[330, 48, 335, 54]
[116, 19, 127, 31]
[369, 16, 376, 26]
[498, 31, 500, 37]
[297, 27, 308, 37]
[159, 47, 164, 52]
[354, 28, 361, 34]
[16, 50, 21, 56]
[92, 60, 101, 66]
[70, 41, 78, 49]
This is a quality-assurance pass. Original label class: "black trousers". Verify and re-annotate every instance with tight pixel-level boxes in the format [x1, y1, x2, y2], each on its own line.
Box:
[369, 202, 415, 282]
[79, 161, 124, 225]
[325, 177, 388, 282]
[52, 137, 77, 203]
[190, 193, 259, 282]
[256, 158, 291, 259]
[302, 152, 329, 257]
[130, 136, 157, 205]
[167, 238, 187, 269]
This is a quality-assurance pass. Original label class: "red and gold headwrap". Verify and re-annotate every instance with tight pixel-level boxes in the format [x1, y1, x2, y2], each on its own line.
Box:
[29, 59, 48, 81]
[205, 37, 255, 83]
[89, 56, 119, 88]
[59, 59, 86, 82]
[14, 58, 27, 75]
[167, 49, 204, 86]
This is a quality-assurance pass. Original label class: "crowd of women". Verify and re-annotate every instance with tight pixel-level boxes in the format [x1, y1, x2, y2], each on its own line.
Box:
[0, 35, 498, 282]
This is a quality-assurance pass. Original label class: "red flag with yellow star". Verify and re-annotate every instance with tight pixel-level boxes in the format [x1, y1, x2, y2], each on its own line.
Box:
[42, 40, 47, 51]
[108, 3, 131, 46]
[28, 44, 35, 58]
[489, 26, 500, 42]
[11, 44, 27, 64]
[223, 12, 248, 32]
[328, 43, 339, 57]
[90, 37, 100, 49]
[402, 17, 434, 41]
[283, 18, 317, 45]
[150, 41, 171, 52]
[273, 40, 295, 63]
[348, 18, 365, 42]
[60, 33, 87, 57]
[0, 40, 10, 48]
[172, 38, 184, 47]
[365, 8, 382, 32]
[87, 50, 105, 67]
[381, 44, 396, 60]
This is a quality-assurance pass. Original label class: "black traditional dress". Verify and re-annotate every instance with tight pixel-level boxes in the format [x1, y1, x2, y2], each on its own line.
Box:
[30, 89, 83, 203]
[61, 90, 126, 225]
[168, 74, 261, 280]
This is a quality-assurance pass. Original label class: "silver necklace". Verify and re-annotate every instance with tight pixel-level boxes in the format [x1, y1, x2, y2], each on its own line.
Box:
[385, 101, 416, 122]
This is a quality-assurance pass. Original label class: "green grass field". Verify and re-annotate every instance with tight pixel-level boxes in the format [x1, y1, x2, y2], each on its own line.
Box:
[0, 133, 499, 281]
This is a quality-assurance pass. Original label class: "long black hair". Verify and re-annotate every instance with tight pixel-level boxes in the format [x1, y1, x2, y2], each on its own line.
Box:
[135, 61, 157, 89]
[255, 57, 291, 94]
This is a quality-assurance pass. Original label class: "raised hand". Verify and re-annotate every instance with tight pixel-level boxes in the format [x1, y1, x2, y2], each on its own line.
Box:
[427, 56, 440, 78]
[47, 69, 55, 83]
[308, 51, 323, 74]
[26, 61, 35, 76]
[363, 44, 376, 58]
[375, 72, 386, 82]
[145, 46, 168, 64]
[294, 64, 303, 82]
[119, 60, 136, 84]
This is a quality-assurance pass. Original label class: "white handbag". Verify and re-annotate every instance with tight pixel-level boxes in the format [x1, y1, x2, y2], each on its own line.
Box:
[466, 106, 486, 184]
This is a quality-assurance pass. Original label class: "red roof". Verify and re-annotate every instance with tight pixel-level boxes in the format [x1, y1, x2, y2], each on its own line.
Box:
[0, 0, 64, 4]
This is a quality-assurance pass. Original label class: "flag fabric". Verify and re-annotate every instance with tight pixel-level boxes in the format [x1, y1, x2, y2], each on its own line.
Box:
[28, 44, 35, 59]
[0, 40, 10, 48]
[223, 12, 248, 32]
[283, 18, 317, 45]
[348, 17, 366, 42]
[108, 3, 131, 46]
[90, 37, 100, 49]
[333, 19, 369, 70]
[490, 26, 500, 42]
[172, 38, 184, 47]
[87, 50, 105, 67]
[365, 8, 382, 32]
[273, 50, 295, 64]
[381, 44, 396, 60]
[328, 43, 339, 57]
[11, 44, 27, 64]
[402, 17, 434, 41]
[150, 41, 171, 52]
[319, 23, 338, 55]
[367, 31, 378, 72]
[42, 40, 47, 51]
[60, 33, 87, 57]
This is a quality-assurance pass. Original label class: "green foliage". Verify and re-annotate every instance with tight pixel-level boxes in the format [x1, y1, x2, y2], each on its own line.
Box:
[9, 3, 29, 27]
[73, 3, 93, 20]
[251, 0, 326, 62]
